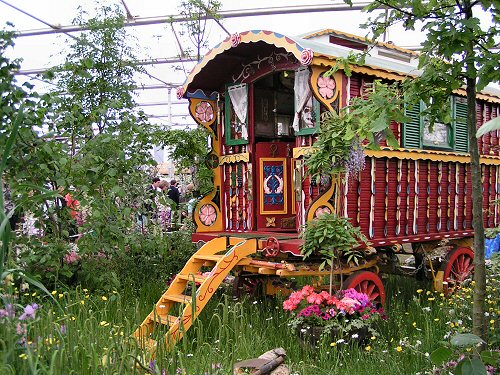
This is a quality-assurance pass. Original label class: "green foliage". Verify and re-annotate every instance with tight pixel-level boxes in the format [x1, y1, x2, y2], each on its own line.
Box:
[157, 127, 214, 195]
[16, 239, 79, 288]
[305, 80, 404, 180]
[301, 213, 368, 265]
[430, 333, 493, 375]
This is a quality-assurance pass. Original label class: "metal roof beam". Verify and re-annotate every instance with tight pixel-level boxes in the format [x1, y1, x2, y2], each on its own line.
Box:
[16, 3, 371, 37]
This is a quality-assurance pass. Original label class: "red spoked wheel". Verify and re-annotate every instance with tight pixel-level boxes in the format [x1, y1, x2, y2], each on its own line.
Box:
[263, 237, 280, 258]
[441, 247, 474, 296]
[343, 271, 386, 306]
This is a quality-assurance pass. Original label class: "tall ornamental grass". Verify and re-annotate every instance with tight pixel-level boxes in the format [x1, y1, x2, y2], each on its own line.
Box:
[0, 271, 498, 374]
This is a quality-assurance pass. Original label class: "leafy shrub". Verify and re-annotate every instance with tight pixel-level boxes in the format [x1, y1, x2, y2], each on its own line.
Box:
[16, 239, 80, 288]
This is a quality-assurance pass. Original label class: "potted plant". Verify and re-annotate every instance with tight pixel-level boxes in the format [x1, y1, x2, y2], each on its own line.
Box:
[300, 212, 369, 294]
[283, 285, 387, 346]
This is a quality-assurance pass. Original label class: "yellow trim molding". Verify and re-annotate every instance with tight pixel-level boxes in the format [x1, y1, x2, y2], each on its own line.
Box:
[365, 147, 500, 165]
[219, 152, 250, 165]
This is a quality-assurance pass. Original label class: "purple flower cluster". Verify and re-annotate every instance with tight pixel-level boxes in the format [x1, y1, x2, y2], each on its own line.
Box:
[0, 303, 15, 319]
[343, 289, 371, 307]
[344, 139, 366, 179]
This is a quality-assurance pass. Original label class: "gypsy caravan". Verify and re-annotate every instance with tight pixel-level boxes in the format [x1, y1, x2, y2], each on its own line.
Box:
[135, 29, 500, 350]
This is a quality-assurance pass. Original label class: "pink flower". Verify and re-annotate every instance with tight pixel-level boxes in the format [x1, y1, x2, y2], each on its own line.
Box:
[199, 204, 217, 226]
[300, 285, 314, 297]
[283, 299, 298, 311]
[317, 75, 336, 99]
[307, 292, 323, 305]
[230, 32, 241, 47]
[300, 48, 313, 65]
[176, 87, 185, 100]
[64, 251, 80, 265]
[195, 101, 214, 123]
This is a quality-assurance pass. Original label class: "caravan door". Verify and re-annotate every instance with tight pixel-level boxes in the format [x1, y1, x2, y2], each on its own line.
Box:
[255, 141, 296, 231]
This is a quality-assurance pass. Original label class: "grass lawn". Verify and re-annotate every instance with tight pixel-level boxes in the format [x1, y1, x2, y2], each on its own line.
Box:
[0, 272, 498, 374]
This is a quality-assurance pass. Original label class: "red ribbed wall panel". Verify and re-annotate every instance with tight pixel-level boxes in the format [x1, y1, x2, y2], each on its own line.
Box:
[477, 103, 484, 155]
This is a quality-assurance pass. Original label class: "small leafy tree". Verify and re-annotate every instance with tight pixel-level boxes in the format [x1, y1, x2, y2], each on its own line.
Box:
[177, 0, 222, 60]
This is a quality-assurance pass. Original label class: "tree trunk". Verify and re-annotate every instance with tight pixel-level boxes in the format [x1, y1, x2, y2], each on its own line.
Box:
[465, 30, 487, 341]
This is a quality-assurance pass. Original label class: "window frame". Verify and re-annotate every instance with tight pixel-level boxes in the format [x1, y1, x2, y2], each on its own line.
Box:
[295, 96, 321, 136]
[225, 83, 249, 146]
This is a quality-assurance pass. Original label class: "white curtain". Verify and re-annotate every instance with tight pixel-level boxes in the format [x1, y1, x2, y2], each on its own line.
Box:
[228, 84, 248, 139]
[292, 68, 312, 132]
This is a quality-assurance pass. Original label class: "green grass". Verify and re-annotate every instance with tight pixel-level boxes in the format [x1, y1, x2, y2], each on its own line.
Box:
[0, 274, 498, 374]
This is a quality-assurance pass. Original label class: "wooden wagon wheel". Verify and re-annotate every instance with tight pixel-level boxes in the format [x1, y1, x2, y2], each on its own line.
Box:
[343, 270, 386, 306]
[233, 273, 265, 300]
[441, 247, 474, 296]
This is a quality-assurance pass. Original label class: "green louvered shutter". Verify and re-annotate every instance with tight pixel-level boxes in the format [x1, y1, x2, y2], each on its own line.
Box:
[454, 96, 468, 153]
[403, 102, 422, 148]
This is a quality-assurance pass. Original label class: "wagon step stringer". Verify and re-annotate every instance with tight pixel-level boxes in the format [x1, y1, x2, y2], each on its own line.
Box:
[134, 236, 257, 355]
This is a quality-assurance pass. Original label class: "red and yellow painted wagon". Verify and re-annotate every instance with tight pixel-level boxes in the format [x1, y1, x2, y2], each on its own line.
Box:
[135, 29, 500, 350]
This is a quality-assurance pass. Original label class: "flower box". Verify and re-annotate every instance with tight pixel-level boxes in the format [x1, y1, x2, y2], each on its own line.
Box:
[284, 285, 387, 347]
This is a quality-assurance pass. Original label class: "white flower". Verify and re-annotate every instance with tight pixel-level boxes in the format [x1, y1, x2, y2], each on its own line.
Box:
[424, 352, 430, 357]
[187, 353, 193, 357]
[422, 307, 431, 312]
[253, 301, 258, 304]
[336, 339, 345, 344]
[351, 333, 359, 339]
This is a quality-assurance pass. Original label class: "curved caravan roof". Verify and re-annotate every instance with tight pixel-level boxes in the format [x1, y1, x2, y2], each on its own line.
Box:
[177, 29, 500, 102]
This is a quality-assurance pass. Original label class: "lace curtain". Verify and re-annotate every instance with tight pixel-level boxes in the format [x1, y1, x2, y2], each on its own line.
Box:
[292, 68, 312, 132]
[228, 84, 248, 139]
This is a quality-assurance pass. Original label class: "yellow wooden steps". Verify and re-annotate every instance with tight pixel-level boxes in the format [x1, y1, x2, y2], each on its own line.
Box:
[134, 237, 257, 355]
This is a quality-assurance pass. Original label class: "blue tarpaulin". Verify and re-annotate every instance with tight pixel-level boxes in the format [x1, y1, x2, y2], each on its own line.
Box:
[485, 234, 500, 259]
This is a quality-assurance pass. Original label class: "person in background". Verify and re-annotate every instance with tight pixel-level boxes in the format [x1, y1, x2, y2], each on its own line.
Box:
[167, 180, 180, 206]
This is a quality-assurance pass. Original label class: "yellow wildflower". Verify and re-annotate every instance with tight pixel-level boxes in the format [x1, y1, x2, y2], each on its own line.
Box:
[365, 346, 372, 351]
[371, 336, 376, 340]
[417, 289, 423, 294]
[19, 353, 28, 360]
[428, 297, 435, 301]
[100, 321, 110, 326]
[434, 318, 440, 322]
[396, 346, 403, 352]
[330, 342, 337, 347]
[80, 300, 85, 305]
[490, 319, 495, 324]
[412, 322, 417, 328]
[58, 294, 64, 299]
[51, 290, 57, 295]
[101, 296, 108, 301]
